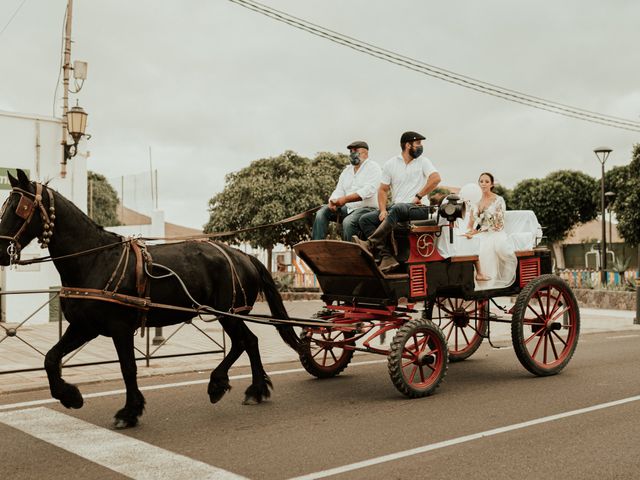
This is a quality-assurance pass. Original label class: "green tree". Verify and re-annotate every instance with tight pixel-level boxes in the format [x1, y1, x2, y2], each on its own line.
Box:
[606, 144, 640, 246]
[87, 171, 121, 226]
[492, 183, 512, 206]
[510, 170, 598, 268]
[204, 150, 345, 269]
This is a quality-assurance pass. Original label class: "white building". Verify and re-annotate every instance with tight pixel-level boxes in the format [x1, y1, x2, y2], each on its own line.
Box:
[0, 109, 87, 324]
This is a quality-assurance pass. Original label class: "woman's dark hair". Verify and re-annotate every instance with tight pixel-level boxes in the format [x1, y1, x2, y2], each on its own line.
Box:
[479, 172, 495, 191]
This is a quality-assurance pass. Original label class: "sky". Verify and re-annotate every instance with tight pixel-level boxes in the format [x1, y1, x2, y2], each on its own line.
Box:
[0, 0, 638, 229]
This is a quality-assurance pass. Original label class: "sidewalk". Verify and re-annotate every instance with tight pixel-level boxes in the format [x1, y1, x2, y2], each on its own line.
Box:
[0, 300, 637, 395]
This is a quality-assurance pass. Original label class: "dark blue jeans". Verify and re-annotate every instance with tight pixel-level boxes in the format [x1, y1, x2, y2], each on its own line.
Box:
[312, 206, 376, 241]
[359, 203, 433, 238]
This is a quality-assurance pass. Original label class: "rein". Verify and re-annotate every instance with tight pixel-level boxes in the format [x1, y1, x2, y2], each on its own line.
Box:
[13, 205, 321, 266]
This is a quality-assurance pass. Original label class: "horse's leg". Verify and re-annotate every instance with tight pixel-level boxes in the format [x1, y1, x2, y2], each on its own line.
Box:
[238, 322, 272, 405]
[44, 323, 97, 409]
[111, 325, 145, 429]
[208, 317, 245, 404]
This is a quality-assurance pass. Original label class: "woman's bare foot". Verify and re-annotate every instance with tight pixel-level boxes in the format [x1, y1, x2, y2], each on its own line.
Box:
[476, 274, 491, 281]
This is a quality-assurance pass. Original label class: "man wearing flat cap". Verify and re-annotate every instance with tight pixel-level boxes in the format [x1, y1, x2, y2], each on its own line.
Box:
[312, 140, 382, 241]
[355, 131, 441, 272]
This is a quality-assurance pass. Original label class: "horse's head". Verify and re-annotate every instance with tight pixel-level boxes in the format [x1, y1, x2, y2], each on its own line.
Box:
[0, 169, 56, 266]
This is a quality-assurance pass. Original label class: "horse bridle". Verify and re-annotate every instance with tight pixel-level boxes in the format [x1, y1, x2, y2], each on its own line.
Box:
[0, 182, 56, 263]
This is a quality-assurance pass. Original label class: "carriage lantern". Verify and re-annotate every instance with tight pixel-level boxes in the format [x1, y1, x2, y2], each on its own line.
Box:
[64, 101, 89, 161]
[439, 194, 465, 242]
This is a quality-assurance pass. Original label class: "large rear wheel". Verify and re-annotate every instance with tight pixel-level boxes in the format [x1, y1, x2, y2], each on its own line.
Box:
[426, 298, 488, 362]
[388, 318, 448, 398]
[511, 274, 580, 376]
[299, 328, 355, 379]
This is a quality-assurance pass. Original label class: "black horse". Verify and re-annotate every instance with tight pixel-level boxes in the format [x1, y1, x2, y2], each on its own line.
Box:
[0, 170, 300, 428]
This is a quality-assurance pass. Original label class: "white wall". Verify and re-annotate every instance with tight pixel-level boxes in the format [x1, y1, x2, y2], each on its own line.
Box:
[0, 110, 87, 324]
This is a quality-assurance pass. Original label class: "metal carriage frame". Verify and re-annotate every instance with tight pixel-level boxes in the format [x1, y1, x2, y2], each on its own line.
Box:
[292, 221, 580, 399]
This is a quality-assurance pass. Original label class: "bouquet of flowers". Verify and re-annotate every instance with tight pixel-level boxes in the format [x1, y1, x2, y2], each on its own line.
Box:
[474, 210, 495, 231]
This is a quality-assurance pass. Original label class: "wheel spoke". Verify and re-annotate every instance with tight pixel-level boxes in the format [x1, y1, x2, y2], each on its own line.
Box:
[535, 292, 547, 318]
[531, 331, 544, 359]
[524, 328, 543, 345]
[546, 290, 562, 319]
[549, 333, 559, 361]
[460, 327, 471, 346]
[526, 304, 546, 325]
[418, 365, 426, 383]
[409, 365, 418, 383]
[551, 329, 569, 348]
[550, 306, 571, 323]
[543, 333, 548, 364]
[329, 348, 338, 363]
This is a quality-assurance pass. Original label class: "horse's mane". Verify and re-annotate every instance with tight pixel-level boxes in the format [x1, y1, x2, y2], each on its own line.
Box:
[44, 183, 121, 239]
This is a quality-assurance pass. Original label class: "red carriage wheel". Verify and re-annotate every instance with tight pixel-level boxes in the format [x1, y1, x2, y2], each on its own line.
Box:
[426, 297, 488, 362]
[298, 328, 355, 379]
[388, 318, 448, 398]
[511, 274, 580, 376]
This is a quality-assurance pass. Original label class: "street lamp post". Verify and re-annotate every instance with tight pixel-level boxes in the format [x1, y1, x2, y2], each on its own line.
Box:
[605, 191, 616, 248]
[594, 147, 612, 285]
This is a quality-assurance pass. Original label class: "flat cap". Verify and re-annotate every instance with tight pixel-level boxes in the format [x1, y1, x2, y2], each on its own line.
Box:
[400, 131, 426, 145]
[346, 140, 369, 150]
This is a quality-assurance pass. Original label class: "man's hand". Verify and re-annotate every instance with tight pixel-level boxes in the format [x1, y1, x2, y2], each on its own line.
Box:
[379, 210, 388, 221]
[328, 200, 338, 212]
[412, 195, 422, 205]
[333, 196, 346, 207]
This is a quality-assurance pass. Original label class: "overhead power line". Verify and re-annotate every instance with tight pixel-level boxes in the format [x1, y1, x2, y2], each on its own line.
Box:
[229, 0, 640, 133]
[0, 0, 28, 37]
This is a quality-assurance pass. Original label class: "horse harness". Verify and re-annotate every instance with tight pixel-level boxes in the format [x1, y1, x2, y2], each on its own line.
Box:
[59, 239, 252, 335]
[0, 183, 56, 262]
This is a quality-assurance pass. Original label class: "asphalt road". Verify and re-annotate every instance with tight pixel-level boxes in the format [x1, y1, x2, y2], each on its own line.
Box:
[1, 330, 640, 480]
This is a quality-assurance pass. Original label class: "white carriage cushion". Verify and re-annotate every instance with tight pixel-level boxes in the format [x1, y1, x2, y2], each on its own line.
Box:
[436, 210, 542, 259]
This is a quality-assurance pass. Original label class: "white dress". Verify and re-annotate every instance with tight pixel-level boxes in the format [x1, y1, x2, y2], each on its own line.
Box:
[470, 196, 517, 290]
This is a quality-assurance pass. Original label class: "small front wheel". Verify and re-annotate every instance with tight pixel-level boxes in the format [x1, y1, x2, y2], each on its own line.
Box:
[511, 274, 580, 376]
[388, 319, 448, 398]
[299, 328, 355, 379]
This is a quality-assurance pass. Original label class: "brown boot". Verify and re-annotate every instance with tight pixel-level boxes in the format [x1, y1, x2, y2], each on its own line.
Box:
[352, 235, 373, 255]
[379, 254, 400, 273]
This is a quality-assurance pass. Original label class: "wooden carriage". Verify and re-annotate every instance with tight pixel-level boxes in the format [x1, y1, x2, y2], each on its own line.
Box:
[292, 211, 579, 398]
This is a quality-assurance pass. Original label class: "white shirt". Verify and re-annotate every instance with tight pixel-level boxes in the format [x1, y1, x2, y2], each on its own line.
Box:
[330, 159, 382, 214]
[381, 154, 438, 204]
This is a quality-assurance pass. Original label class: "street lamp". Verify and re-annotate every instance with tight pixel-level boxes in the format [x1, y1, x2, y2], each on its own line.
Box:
[594, 147, 612, 284]
[605, 191, 616, 247]
[63, 101, 88, 162]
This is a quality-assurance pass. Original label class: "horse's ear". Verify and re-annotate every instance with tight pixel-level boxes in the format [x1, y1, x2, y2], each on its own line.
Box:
[16, 169, 30, 187]
[7, 171, 18, 188]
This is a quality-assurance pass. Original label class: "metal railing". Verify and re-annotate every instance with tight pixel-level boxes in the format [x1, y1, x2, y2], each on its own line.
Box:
[0, 288, 226, 375]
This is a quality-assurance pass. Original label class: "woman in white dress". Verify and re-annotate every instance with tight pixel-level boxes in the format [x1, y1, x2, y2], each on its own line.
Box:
[464, 172, 517, 289]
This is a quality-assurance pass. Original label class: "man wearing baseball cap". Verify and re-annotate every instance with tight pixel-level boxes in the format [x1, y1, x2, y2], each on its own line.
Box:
[312, 140, 382, 241]
[355, 131, 441, 272]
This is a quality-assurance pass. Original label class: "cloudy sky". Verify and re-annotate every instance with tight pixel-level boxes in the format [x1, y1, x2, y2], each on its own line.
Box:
[1, 0, 638, 229]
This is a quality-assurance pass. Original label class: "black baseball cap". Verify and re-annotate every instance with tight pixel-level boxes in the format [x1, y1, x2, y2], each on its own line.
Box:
[347, 140, 369, 150]
[400, 131, 426, 146]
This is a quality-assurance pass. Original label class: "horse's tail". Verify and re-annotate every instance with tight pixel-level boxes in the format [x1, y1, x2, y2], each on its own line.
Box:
[248, 255, 301, 353]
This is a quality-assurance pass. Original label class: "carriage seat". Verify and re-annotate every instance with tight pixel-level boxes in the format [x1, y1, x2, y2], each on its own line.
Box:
[435, 210, 542, 259]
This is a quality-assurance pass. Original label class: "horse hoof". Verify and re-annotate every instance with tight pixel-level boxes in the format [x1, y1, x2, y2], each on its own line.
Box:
[242, 395, 259, 405]
[59, 384, 84, 409]
[113, 418, 137, 429]
[208, 380, 231, 404]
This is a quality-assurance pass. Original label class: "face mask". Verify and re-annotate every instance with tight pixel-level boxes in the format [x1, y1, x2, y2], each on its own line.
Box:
[410, 145, 424, 159]
[349, 152, 361, 165]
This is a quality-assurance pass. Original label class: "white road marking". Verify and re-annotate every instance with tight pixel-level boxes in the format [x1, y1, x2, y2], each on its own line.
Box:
[606, 334, 640, 340]
[287, 394, 640, 480]
[0, 359, 387, 411]
[0, 407, 247, 480]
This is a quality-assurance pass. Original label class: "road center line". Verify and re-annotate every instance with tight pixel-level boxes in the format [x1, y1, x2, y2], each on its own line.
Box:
[0, 407, 247, 480]
[606, 334, 640, 339]
[288, 394, 640, 480]
[0, 359, 387, 411]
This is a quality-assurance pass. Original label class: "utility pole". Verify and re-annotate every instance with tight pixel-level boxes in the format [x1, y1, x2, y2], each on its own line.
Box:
[60, 0, 73, 179]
